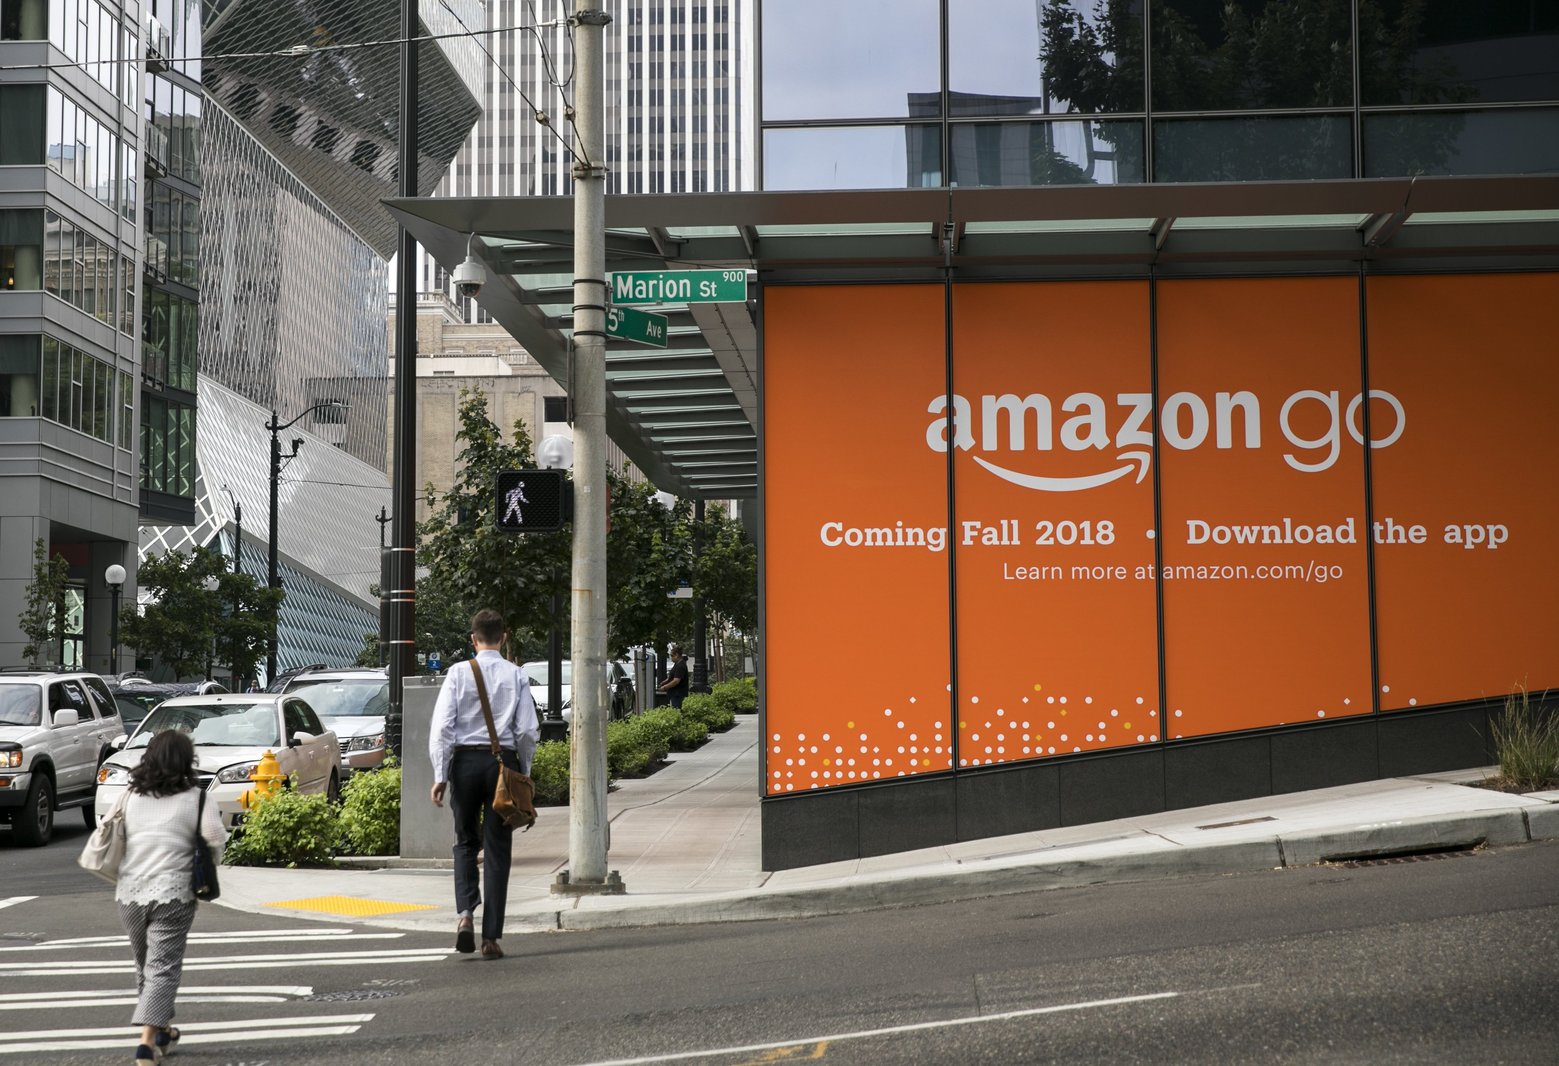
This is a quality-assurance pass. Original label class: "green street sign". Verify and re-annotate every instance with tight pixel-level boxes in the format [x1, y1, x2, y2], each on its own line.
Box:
[605, 305, 670, 348]
[609, 269, 748, 305]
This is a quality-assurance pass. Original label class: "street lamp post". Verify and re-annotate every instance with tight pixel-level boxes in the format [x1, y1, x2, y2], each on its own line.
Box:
[202, 574, 220, 681]
[266, 402, 348, 682]
[104, 564, 125, 675]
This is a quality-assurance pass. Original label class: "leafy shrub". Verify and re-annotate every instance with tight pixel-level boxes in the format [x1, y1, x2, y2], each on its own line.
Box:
[531, 740, 569, 804]
[671, 713, 708, 750]
[631, 707, 678, 763]
[710, 678, 757, 717]
[607, 719, 652, 777]
[223, 788, 339, 868]
[681, 693, 734, 735]
[338, 761, 401, 856]
[1491, 686, 1559, 792]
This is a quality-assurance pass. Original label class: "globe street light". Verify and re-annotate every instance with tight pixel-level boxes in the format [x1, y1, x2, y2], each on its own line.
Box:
[104, 563, 126, 675]
[267, 401, 348, 681]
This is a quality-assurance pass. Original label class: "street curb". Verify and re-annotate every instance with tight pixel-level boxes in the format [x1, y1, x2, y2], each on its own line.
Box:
[1276, 809, 1529, 867]
[217, 806, 1553, 936]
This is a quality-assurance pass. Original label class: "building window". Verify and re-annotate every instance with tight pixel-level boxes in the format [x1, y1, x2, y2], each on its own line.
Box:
[543, 395, 570, 422]
[35, 335, 117, 443]
[0, 84, 45, 164]
[0, 334, 41, 417]
[1, 209, 44, 290]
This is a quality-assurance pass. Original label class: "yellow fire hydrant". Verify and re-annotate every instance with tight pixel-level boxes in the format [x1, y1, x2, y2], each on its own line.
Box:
[239, 750, 285, 811]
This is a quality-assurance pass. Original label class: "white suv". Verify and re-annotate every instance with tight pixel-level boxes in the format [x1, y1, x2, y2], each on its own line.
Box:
[0, 670, 123, 846]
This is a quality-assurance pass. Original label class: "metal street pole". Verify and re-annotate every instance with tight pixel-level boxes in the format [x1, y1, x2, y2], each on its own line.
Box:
[266, 412, 282, 682]
[560, 0, 616, 894]
[387, 0, 420, 758]
[693, 498, 708, 693]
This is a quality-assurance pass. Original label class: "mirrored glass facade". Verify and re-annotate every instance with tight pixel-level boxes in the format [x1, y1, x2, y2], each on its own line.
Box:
[199, 102, 390, 469]
[760, 0, 1559, 187]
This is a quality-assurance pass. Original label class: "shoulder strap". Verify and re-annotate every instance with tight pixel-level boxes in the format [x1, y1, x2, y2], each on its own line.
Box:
[468, 658, 502, 757]
[194, 787, 206, 842]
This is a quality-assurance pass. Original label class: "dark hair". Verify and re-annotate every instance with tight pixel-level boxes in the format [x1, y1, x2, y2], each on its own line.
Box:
[471, 608, 507, 646]
[669, 644, 683, 657]
[129, 729, 199, 797]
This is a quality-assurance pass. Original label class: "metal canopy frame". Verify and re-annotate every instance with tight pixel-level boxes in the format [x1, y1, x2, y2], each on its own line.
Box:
[385, 174, 1559, 499]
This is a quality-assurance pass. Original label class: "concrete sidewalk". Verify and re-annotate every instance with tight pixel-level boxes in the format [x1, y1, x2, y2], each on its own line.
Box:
[218, 715, 1559, 934]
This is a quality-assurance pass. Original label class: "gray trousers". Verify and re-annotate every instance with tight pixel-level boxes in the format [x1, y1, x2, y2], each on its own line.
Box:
[118, 898, 198, 1028]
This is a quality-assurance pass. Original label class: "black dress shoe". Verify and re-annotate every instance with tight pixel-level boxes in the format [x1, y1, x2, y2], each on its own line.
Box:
[455, 917, 476, 954]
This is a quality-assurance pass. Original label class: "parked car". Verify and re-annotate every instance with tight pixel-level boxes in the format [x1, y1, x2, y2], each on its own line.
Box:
[522, 659, 572, 721]
[95, 693, 339, 830]
[108, 679, 228, 733]
[277, 667, 389, 776]
[0, 669, 123, 845]
[523, 660, 636, 723]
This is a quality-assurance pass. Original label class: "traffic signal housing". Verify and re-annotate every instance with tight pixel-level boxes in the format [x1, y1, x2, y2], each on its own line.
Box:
[495, 469, 569, 533]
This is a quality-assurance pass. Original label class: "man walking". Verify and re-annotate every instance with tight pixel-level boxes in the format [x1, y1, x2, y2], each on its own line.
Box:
[429, 609, 539, 958]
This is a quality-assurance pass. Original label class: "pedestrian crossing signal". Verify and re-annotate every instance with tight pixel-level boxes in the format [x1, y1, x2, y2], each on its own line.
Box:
[495, 469, 568, 533]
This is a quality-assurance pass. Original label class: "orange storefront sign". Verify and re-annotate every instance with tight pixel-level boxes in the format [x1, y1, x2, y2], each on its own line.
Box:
[1368, 273, 1559, 710]
[762, 276, 1559, 794]
[764, 286, 953, 794]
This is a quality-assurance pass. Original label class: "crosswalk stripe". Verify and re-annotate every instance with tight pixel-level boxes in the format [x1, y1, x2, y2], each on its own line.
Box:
[0, 995, 293, 1011]
[3, 1024, 367, 1054]
[0, 949, 449, 978]
[3, 1013, 375, 1040]
[0, 897, 38, 912]
[0, 986, 312, 1003]
[3, 946, 447, 968]
[0, 931, 404, 952]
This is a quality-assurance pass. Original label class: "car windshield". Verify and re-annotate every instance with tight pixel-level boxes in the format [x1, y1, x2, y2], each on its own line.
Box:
[114, 693, 164, 729]
[524, 662, 572, 687]
[0, 686, 41, 727]
[128, 702, 279, 749]
[286, 679, 388, 717]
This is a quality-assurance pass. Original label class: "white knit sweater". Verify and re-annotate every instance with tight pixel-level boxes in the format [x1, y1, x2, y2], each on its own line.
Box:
[115, 787, 228, 906]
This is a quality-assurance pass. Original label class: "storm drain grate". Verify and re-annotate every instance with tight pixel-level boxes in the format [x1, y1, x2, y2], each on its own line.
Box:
[302, 989, 401, 1002]
[1325, 846, 1481, 868]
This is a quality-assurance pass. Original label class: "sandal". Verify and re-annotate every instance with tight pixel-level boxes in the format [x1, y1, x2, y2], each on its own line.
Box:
[133, 1044, 158, 1066]
[455, 916, 476, 954]
[156, 1027, 180, 1056]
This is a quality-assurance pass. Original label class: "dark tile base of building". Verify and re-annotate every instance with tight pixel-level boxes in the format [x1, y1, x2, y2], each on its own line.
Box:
[760, 702, 1498, 872]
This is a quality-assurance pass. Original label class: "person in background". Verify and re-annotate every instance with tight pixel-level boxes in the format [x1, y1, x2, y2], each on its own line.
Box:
[657, 644, 690, 708]
[116, 729, 226, 1066]
[429, 608, 540, 959]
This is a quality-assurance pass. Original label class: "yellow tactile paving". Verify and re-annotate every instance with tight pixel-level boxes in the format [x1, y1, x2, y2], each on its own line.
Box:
[263, 895, 438, 917]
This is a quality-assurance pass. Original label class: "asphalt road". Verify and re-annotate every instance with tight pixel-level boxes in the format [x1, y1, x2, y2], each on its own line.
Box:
[4, 823, 1556, 1065]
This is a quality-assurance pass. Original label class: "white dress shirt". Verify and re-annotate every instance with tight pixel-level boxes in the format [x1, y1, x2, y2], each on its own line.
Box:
[428, 650, 540, 784]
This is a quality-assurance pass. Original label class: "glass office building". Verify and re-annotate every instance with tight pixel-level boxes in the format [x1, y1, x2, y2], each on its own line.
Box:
[761, 0, 1559, 190]
[0, 0, 143, 669]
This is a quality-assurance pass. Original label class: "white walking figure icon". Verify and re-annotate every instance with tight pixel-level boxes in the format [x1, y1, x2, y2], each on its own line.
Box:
[503, 482, 530, 525]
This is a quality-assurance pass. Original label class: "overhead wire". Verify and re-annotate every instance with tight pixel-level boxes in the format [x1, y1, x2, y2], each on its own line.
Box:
[436, 0, 593, 170]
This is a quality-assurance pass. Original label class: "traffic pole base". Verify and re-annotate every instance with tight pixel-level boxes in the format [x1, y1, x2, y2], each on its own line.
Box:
[550, 869, 627, 896]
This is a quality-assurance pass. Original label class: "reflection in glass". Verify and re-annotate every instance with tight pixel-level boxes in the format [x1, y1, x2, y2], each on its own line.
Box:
[1154, 114, 1351, 182]
[762, 0, 939, 120]
[1150, 0, 1353, 111]
[764, 126, 943, 190]
[1360, 0, 1559, 106]
[952, 0, 1145, 116]
[1364, 108, 1559, 177]
[949, 120, 1144, 185]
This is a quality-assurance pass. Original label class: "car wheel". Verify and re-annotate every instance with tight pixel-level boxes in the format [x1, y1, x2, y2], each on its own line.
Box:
[83, 802, 98, 828]
[327, 771, 340, 805]
[14, 776, 54, 847]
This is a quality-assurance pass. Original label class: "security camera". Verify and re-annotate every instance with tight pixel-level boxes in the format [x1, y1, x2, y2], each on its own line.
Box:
[453, 255, 486, 300]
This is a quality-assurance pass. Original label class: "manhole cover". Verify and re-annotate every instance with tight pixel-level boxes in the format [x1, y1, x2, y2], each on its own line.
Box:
[303, 989, 401, 1002]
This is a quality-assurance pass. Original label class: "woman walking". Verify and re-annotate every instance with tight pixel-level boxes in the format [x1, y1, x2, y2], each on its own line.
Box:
[116, 729, 226, 1064]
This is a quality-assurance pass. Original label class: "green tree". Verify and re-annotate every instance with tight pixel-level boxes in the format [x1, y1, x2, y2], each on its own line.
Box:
[693, 505, 757, 683]
[120, 546, 280, 682]
[604, 469, 694, 657]
[417, 392, 571, 658]
[20, 538, 70, 667]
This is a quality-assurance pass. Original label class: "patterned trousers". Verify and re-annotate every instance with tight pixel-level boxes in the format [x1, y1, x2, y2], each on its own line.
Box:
[118, 898, 198, 1027]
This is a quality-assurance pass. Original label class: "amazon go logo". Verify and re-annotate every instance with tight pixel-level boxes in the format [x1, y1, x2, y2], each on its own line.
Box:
[927, 389, 1405, 491]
